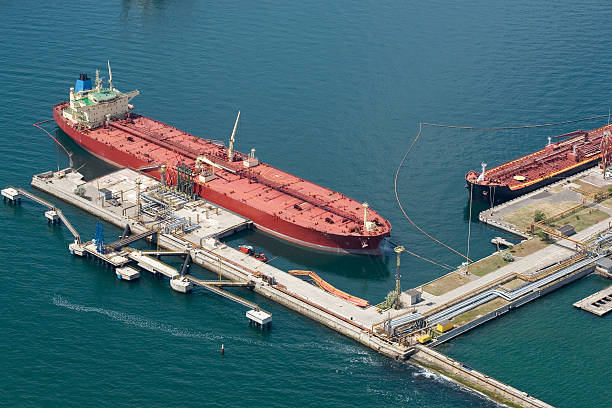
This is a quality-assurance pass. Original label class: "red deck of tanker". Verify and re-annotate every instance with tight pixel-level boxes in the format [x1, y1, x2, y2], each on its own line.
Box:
[54, 103, 391, 254]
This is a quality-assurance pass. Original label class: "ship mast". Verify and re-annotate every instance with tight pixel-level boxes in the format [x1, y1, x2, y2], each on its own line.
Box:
[107, 60, 113, 90]
[227, 110, 240, 161]
[95, 69, 102, 91]
[476, 162, 487, 182]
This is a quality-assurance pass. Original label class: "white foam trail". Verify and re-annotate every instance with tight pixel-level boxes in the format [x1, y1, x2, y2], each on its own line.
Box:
[52, 295, 394, 362]
[52, 294, 265, 345]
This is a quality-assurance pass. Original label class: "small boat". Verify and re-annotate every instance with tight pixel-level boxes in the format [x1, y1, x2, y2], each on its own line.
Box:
[254, 253, 268, 263]
[239, 245, 254, 255]
[239, 245, 268, 263]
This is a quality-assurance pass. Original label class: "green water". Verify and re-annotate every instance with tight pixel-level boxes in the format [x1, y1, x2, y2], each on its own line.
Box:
[1, 1, 610, 407]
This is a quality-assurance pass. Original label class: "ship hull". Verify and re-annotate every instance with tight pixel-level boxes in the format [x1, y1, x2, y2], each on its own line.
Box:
[466, 158, 599, 205]
[54, 106, 386, 254]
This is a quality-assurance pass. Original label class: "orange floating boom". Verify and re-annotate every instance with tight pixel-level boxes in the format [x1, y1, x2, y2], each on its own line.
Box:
[289, 270, 370, 308]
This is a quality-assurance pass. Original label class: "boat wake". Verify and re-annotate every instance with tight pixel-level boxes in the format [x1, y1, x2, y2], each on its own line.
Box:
[52, 295, 386, 359]
[51, 294, 267, 345]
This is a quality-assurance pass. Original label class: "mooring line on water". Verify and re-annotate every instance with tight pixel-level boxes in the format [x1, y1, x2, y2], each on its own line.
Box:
[34, 119, 74, 168]
[395, 113, 609, 265]
[467, 183, 473, 263]
[401, 247, 453, 270]
[394, 122, 473, 264]
[420, 114, 609, 130]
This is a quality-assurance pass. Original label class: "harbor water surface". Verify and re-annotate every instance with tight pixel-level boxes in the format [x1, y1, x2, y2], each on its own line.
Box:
[1, 1, 610, 407]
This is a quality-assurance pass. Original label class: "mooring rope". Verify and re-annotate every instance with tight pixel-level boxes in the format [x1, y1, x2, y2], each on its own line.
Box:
[401, 247, 453, 270]
[467, 183, 473, 263]
[395, 113, 609, 265]
[34, 120, 74, 168]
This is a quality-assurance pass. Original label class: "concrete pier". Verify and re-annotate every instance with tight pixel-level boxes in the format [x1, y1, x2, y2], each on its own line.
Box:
[115, 266, 140, 280]
[129, 251, 179, 278]
[45, 210, 60, 223]
[70, 241, 131, 267]
[411, 345, 554, 408]
[30, 168, 409, 360]
[1, 187, 22, 203]
[573, 285, 612, 316]
[246, 309, 272, 329]
[24, 167, 590, 408]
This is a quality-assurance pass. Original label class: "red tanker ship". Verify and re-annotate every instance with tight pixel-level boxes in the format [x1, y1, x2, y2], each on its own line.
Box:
[53, 65, 391, 254]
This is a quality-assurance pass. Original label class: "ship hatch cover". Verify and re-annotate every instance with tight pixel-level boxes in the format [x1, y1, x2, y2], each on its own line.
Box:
[513, 175, 526, 181]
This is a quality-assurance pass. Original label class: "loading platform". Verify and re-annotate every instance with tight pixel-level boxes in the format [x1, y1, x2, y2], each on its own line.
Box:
[573, 285, 612, 316]
[128, 251, 180, 278]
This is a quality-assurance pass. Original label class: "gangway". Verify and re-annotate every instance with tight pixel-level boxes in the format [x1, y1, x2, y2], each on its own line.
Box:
[192, 280, 254, 288]
[289, 270, 370, 307]
[139, 250, 188, 257]
[3, 186, 81, 243]
[184, 274, 262, 310]
[105, 230, 157, 252]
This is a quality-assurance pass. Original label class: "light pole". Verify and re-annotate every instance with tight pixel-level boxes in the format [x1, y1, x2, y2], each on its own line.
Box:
[394, 246, 405, 309]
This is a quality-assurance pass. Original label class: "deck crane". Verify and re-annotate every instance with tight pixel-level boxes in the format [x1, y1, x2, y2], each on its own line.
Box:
[227, 110, 240, 162]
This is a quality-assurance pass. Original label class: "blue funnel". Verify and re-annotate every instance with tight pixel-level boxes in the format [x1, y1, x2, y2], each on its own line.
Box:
[75, 73, 92, 92]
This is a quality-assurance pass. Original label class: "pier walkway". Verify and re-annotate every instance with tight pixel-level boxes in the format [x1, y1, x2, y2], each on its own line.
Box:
[184, 275, 260, 310]
[4, 186, 81, 243]
[412, 345, 554, 408]
[106, 230, 157, 252]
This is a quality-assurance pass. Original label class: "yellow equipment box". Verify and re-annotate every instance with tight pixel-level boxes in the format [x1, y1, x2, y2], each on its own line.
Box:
[436, 320, 454, 333]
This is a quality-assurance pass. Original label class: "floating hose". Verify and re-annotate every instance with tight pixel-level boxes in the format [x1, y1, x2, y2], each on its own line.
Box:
[395, 113, 609, 265]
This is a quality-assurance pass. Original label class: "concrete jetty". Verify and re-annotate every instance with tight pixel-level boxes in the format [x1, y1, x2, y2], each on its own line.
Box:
[30, 168, 409, 359]
[411, 345, 554, 408]
[19, 166, 595, 408]
[573, 285, 612, 316]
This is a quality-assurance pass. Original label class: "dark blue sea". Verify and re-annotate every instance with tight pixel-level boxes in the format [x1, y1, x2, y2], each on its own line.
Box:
[1, 1, 610, 407]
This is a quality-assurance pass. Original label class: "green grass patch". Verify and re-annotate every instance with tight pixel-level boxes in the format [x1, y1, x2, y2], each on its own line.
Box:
[422, 273, 472, 296]
[546, 206, 609, 232]
[574, 180, 607, 194]
[466, 239, 548, 279]
[467, 254, 509, 277]
[508, 238, 549, 257]
[502, 201, 578, 232]
[598, 196, 612, 209]
[451, 298, 509, 326]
